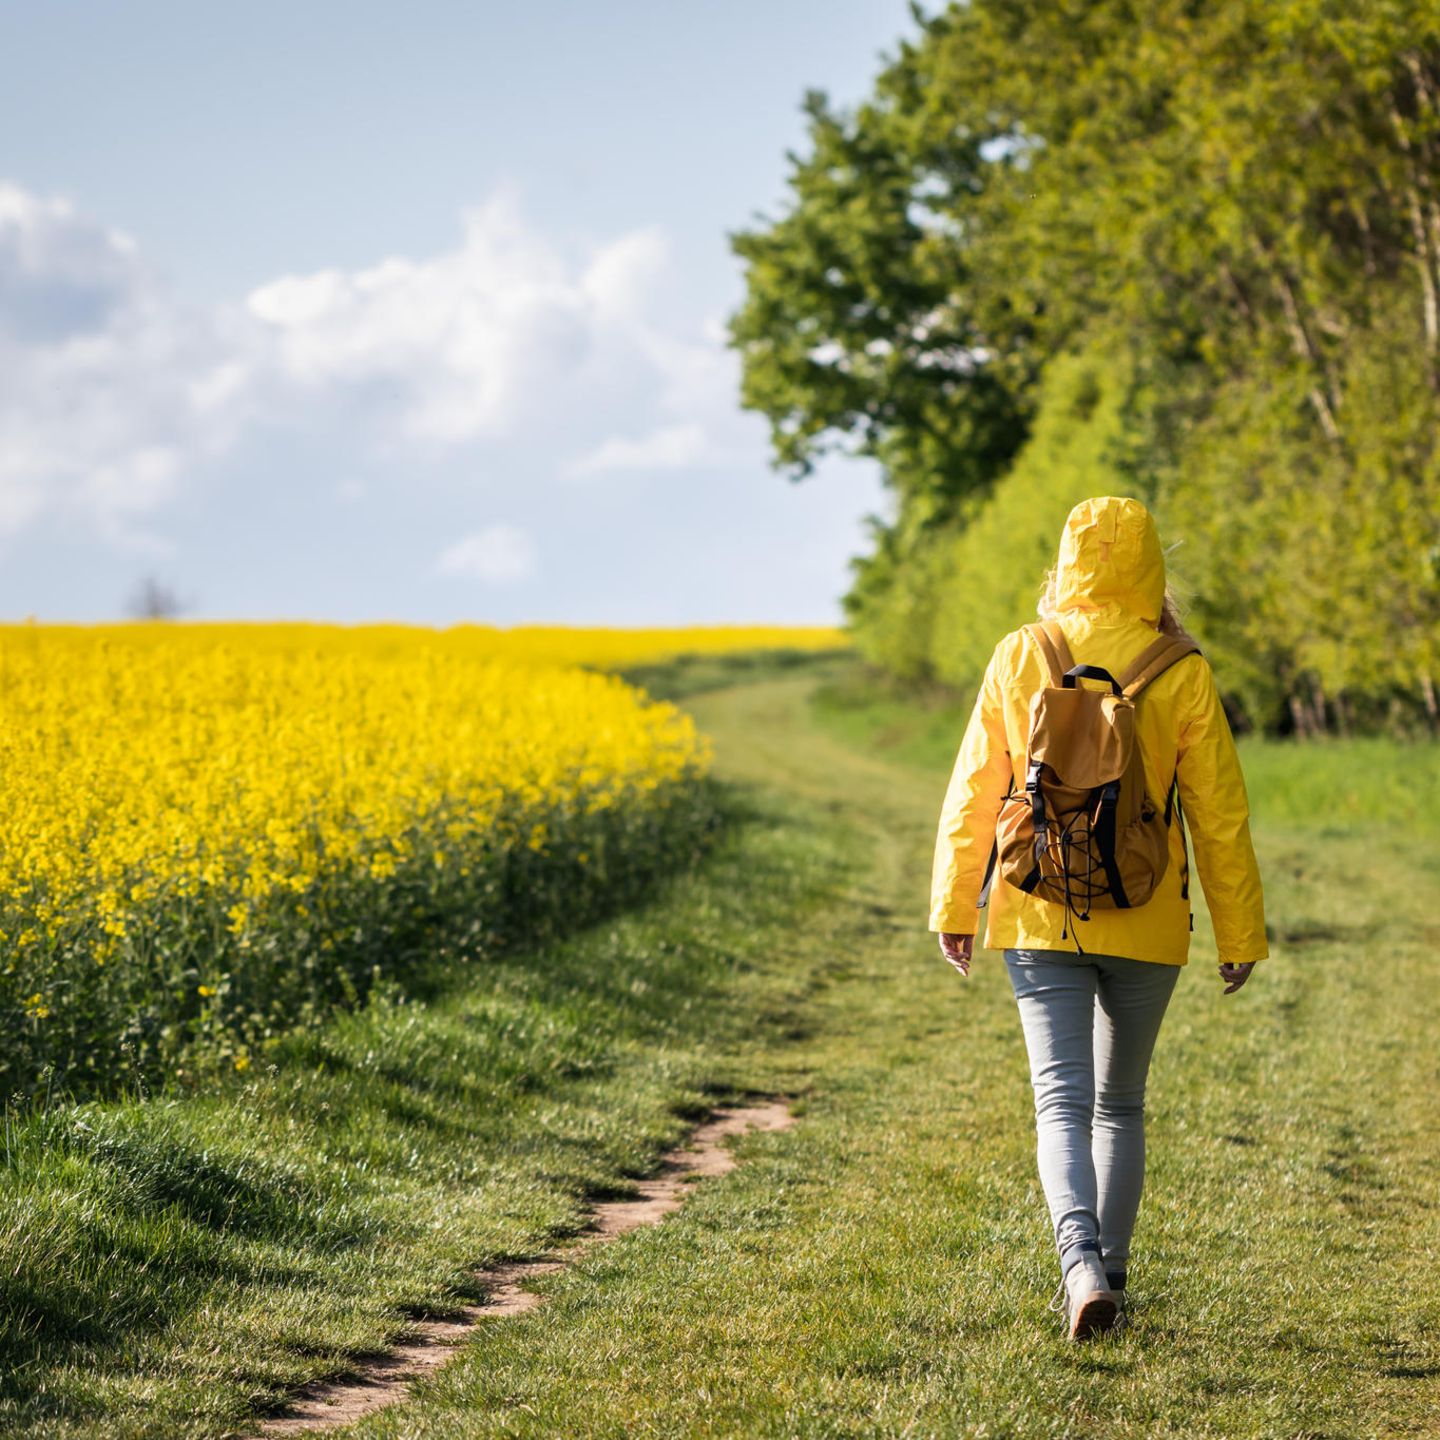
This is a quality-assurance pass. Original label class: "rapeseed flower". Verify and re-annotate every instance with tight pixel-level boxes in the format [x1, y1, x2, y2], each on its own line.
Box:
[0, 621, 768, 1095]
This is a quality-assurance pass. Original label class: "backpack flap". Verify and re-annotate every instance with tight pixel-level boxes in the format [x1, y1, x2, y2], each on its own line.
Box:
[1026, 683, 1135, 791]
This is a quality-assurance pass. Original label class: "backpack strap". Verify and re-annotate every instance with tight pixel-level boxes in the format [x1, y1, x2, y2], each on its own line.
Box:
[977, 772, 1016, 910]
[1164, 772, 1191, 900]
[1026, 621, 1075, 688]
[1118, 634, 1202, 698]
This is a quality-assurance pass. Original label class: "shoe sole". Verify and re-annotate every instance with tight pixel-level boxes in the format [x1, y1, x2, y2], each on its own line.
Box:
[1068, 1291, 1118, 1340]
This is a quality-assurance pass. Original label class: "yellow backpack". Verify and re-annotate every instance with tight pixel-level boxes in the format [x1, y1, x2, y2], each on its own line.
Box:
[980, 621, 1200, 950]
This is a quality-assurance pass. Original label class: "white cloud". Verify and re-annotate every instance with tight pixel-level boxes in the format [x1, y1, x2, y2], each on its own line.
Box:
[248, 188, 611, 445]
[237, 190, 754, 469]
[433, 524, 537, 585]
[567, 422, 708, 476]
[0, 180, 760, 548]
[580, 225, 670, 321]
[0, 183, 254, 542]
[0, 184, 137, 344]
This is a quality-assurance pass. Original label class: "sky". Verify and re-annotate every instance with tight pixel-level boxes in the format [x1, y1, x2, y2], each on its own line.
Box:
[0, 0, 918, 625]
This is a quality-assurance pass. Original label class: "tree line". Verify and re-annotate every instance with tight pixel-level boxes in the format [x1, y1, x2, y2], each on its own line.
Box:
[730, 0, 1440, 736]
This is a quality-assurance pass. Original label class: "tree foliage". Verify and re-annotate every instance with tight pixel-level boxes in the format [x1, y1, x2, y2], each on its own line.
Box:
[731, 0, 1440, 734]
[928, 338, 1161, 690]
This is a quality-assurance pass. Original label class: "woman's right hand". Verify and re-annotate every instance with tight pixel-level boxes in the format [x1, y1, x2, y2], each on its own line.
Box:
[1218, 961, 1255, 994]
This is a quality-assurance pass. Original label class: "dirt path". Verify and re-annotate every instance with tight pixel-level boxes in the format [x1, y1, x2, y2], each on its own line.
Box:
[254, 1101, 793, 1435]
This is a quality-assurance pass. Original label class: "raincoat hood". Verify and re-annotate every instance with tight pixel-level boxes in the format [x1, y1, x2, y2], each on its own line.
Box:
[1053, 496, 1166, 624]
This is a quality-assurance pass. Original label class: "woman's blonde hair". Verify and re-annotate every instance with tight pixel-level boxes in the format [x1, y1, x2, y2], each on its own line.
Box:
[1036, 546, 1196, 641]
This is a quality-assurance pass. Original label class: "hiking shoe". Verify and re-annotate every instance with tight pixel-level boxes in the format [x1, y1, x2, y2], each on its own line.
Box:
[1047, 1253, 1118, 1340]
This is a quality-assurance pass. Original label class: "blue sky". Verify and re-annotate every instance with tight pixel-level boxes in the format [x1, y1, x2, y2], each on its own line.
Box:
[0, 1, 918, 624]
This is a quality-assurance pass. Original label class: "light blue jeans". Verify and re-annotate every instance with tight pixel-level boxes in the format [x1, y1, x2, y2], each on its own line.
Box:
[1004, 947, 1180, 1284]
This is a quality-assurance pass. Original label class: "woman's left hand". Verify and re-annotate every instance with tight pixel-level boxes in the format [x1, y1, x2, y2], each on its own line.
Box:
[938, 932, 974, 977]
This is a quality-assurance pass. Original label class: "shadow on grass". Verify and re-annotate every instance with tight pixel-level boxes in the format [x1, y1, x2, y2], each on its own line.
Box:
[0, 766, 827, 1426]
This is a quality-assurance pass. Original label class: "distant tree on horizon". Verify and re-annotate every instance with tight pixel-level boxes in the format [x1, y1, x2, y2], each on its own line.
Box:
[126, 577, 187, 621]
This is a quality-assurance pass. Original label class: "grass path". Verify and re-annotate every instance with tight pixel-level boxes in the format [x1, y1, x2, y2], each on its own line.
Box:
[347, 671, 1440, 1440]
[1, 665, 852, 1440]
[5, 662, 1437, 1438]
[257, 1103, 796, 1437]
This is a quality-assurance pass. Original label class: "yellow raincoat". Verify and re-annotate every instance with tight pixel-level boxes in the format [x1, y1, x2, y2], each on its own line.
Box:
[929, 496, 1268, 967]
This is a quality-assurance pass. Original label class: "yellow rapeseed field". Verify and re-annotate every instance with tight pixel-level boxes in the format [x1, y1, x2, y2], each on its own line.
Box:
[22, 621, 848, 668]
[0, 622, 846, 1094]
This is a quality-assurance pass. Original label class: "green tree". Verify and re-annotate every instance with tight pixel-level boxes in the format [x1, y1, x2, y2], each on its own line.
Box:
[928, 337, 1160, 692]
[732, 0, 1440, 730]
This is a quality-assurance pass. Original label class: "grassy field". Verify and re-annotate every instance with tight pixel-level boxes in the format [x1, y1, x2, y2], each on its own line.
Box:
[5, 654, 1439, 1438]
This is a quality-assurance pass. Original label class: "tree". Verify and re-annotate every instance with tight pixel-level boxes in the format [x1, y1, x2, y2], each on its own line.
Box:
[126, 577, 186, 621]
[732, 0, 1440, 730]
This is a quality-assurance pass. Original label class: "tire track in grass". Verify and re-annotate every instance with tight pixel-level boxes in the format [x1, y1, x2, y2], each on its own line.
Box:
[255, 1100, 795, 1436]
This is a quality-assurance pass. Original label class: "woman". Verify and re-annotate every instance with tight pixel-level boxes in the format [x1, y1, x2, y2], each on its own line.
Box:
[929, 495, 1267, 1340]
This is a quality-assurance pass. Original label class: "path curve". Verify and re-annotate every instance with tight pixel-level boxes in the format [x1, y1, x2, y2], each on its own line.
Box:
[255, 1100, 794, 1436]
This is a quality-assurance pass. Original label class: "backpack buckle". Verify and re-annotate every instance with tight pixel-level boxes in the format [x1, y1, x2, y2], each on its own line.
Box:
[1026, 760, 1048, 855]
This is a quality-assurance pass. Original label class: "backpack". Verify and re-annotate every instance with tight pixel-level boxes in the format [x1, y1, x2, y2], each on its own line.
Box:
[978, 620, 1200, 950]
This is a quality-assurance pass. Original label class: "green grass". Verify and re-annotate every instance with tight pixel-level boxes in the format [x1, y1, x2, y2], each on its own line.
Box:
[350, 667, 1440, 1440]
[616, 645, 852, 703]
[5, 655, 1439, 1438]
[809, 656, 974, 772]
[1234, 734, 1440, 837]
[0, 773, 860, 1439]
